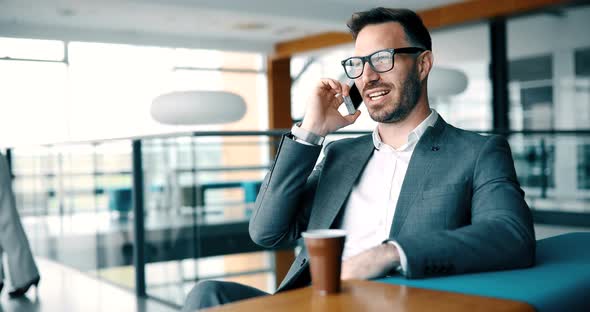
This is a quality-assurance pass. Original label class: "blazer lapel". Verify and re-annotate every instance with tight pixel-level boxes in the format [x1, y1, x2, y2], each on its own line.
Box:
[389, 116, 448, 237]
[307, 134, 374, 230]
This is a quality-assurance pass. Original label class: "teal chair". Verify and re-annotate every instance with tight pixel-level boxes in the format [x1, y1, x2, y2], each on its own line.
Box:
[378, 232, 590, 312]
[108, 188, 132, 216]
[241, 181, 262, 203]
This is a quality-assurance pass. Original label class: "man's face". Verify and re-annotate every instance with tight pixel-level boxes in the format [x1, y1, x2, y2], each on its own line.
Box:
[353, 22, 422, 123]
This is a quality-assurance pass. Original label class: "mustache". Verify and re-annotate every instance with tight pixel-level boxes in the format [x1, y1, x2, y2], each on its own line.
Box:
[362, 81, 393, 94]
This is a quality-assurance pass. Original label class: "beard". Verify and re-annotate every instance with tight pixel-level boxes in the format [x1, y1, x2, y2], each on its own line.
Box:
[369, 64, 422, 123]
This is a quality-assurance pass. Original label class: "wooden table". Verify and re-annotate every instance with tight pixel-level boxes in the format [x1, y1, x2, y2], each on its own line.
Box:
[203, 280, 534, 312]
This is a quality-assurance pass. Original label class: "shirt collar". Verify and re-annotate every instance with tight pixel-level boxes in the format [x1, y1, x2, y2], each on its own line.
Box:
[372, 109, 439, 151]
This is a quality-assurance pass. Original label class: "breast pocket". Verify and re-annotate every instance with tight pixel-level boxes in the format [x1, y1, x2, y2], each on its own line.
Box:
[419, 181, 470, 230]
[422, 182, 467, 199]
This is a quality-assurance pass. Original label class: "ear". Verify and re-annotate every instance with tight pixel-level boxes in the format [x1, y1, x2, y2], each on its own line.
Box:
[417, 50, 433, 81]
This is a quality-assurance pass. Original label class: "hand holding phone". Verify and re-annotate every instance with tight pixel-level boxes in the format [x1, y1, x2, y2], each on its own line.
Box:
[343, 81, 363, 115]
[301, 78, 361, 137]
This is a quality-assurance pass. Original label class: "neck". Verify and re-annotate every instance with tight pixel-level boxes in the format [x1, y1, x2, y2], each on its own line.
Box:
[377, 98, 431, 149]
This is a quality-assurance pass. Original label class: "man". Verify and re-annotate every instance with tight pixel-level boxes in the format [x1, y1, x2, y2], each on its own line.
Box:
[183, 7, 535, 311]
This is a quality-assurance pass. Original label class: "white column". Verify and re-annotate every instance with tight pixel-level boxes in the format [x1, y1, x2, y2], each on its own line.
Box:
[552, 50, 578, 202]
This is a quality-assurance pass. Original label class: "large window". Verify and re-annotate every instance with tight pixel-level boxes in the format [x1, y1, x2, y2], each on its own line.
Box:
[429, 23, 492, 131]
[507, 4, 590, 209]
[508, 5, 590, 131]
[0, 38, 69, 146]
[0, 38, 267, 146]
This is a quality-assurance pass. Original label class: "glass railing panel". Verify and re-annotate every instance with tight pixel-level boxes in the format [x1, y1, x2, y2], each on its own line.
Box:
[12, 139, 136, 294]
[509, 133, 590, 213]
[141, 133, 279, 307]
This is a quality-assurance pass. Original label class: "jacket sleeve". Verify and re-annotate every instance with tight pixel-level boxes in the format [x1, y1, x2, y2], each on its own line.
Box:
[395, 135, 536, 278]
[249, 135, 327, 248]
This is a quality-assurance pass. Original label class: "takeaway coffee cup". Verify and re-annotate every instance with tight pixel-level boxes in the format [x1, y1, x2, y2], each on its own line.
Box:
[302, 229, 347, 295]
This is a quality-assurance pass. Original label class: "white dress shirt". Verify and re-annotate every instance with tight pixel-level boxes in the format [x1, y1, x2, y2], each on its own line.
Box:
[340, 109, 439, 273]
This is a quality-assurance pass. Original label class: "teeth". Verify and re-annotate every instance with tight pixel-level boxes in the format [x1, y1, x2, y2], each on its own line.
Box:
[369, 91, 386, 97]
[368, 90, 389, 100]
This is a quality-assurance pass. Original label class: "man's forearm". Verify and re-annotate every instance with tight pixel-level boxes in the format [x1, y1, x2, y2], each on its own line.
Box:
[249, 135, 323, 248]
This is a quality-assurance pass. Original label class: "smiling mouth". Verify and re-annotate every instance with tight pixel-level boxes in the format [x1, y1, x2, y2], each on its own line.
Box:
[367, 90, 390, 101]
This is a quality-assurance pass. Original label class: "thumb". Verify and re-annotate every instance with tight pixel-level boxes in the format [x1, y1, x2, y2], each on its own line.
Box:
[343, 110, 361, 125]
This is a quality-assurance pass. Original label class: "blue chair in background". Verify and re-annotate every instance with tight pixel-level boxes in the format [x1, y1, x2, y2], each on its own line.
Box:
[108, 188, 133, 217]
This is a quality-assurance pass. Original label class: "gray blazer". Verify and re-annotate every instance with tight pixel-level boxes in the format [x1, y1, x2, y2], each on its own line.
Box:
[249, 116, 535, 292]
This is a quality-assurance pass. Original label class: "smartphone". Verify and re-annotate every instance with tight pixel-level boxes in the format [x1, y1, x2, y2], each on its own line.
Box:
[343, 81, 363, 115]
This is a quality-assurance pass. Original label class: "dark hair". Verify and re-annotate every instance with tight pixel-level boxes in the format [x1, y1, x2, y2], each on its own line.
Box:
[347, 7, 432, 51]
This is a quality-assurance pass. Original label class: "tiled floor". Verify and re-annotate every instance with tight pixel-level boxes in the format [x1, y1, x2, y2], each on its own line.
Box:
[0, 258, 177, 312]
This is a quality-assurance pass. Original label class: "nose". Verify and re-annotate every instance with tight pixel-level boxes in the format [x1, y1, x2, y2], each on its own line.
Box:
[360, 61, 379, 86]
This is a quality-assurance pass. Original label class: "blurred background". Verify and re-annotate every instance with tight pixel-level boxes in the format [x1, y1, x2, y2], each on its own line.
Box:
[0, 0, 589, 311]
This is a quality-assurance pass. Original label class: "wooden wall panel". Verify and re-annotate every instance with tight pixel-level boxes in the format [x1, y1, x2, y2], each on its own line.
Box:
[267, 56, 293, 129]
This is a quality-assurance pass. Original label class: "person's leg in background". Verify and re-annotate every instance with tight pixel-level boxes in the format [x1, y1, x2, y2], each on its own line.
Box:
[0, 244, 5, 293]
[0, 153, 40, 298]
[182, 280, 269, 311]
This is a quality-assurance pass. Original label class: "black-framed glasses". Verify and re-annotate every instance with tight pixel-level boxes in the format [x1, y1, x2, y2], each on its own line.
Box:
[340, 47, 426, 79]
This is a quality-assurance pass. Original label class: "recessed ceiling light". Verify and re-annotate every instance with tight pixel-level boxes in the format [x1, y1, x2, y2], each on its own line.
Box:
[58, 8, 76, 17]
[232, 22, 268, 31]
[275, 26, 298, 35]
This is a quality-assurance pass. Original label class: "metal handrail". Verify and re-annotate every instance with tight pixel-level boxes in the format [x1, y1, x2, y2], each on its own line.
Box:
[5, 128, 590, 150]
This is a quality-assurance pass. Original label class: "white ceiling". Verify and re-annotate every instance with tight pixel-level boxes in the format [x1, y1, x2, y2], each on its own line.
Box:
[0, 0, 463, 54]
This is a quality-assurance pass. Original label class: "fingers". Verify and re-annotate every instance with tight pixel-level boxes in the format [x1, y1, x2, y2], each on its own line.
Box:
[341, 81, 351, 97]
[341, 261, 351, 280]
[320, 78, 350, 109]
[334, 93, 344, 104]
[343, 110, 361, 125]
[318, 78, 345, 95]
[333, 81, 352, 104]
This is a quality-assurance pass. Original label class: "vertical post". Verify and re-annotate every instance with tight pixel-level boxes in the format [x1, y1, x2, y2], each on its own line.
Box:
[58, 151, 65, 216]
[92, 143, 99, 212]
[267, 56, 293, 133]
[267, 55, 296, 288]
[190, 138, 200, 281]
[5, 148, 13, 180]
[540, 138, 548, 199]
[490, 17, 510, 133]
[132, 140, 146, 297]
